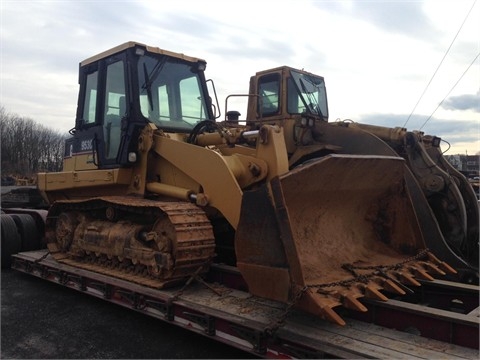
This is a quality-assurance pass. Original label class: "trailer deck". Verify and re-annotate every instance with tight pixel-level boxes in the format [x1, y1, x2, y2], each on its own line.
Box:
[12, 250, 479, 359]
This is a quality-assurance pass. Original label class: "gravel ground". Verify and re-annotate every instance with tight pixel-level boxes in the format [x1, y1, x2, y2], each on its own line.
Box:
[1, 269, 256, 359]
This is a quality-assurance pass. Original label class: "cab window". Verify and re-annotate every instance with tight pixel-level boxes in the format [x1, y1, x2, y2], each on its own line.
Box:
[82, 71, 98, 124]
[257, 74, 280, 116]
[138, 55, 208, 131]
[103, 60, 126, 160]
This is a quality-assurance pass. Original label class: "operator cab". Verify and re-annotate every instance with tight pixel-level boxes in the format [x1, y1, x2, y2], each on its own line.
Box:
[247, 66, 328, 122]
[64, 41, 214, 171]
[244, 66, 329, 156]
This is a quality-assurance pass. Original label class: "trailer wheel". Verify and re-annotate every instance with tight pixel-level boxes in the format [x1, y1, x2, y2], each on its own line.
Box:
[1, 214, 22, 268]
[10, 214, 39, 251]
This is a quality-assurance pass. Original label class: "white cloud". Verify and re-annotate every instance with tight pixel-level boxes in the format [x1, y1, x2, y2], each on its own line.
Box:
[442, 91, 480, 112]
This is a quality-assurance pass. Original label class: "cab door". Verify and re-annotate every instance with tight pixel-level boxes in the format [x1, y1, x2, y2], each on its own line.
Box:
[72, 53, 129, 170]
[102, 57, 127, 164]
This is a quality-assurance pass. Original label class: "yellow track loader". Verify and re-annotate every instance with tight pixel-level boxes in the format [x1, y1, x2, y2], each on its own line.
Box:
[38, 42, 467, 326]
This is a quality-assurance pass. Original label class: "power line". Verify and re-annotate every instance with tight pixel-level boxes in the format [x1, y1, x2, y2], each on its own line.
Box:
[403, 0, 477, 128]
[419, 51, 480, 131]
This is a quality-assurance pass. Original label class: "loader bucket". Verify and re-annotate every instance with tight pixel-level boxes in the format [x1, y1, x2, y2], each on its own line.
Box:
[235, 154, 455, 325]
[317, 122, 477, 280]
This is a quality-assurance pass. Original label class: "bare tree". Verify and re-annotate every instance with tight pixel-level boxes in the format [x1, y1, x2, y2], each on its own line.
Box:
[0, 106, 68, 178]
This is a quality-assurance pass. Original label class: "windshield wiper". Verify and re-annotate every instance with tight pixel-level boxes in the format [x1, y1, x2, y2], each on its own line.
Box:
[142, 58, 167, 111]
[143, 63, 153, 111]
[299, 77, 323, 117]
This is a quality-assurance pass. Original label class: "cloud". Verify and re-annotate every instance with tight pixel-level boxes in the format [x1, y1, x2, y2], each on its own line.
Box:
[354, 2, 434, 37]
[442, 92, 480, 112]
[150, 13, 219, 41]
[0, 2, 150, 73]
[317, 0, 436, 39]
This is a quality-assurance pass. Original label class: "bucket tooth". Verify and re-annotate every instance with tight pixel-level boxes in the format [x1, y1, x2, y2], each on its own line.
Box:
[322, 305, 347, 326]
[356, 281, 389, 301]
[298, 289, 346, 326]
[378, 277, 406, 295]
[427, 252, 457, 274]
[363, 284, 389, 301]
[420, 261, 446, 276]
[383, 278, 406, 295]
[393, 270, 421, 287]
[438, 262, 457, 275]
[374, 272, 409, 295]
[409, 265, 435, 281]
[342, 293, 368, 312]
[324, 286, 368, 312]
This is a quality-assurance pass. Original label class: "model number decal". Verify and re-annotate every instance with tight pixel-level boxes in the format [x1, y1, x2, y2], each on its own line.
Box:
[81, 139, 93, 151]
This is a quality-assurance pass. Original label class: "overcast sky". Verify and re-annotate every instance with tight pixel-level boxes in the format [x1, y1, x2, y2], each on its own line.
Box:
[1, 0, 479, 155]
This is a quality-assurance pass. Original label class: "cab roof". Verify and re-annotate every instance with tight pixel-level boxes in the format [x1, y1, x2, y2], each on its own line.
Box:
[80, 41, 206, 67]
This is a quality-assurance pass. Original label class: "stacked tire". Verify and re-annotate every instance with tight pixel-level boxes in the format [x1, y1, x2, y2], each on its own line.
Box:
[1, 214, 22, 268]
[10, 214, 41, 251]
[1, 212, 45, 268]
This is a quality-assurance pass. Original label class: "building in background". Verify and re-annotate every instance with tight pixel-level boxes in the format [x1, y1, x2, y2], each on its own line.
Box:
[445, 154, 480, 179]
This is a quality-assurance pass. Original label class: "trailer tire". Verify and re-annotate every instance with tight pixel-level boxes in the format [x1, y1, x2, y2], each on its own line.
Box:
[1, 214, 22, 268]
[10, 214, 39, 251]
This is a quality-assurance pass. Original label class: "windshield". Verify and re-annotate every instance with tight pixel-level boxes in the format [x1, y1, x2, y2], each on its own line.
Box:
[138, 54, 209, 130]
[288, 70, 328, 120]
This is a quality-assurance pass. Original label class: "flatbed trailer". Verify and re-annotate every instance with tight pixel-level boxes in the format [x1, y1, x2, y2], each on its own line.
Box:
[11, 250, 479, 359]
